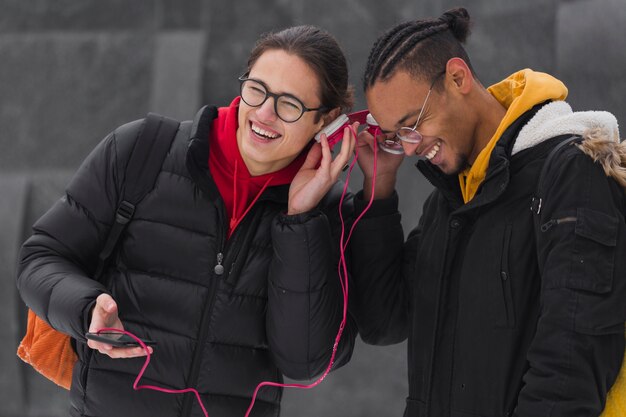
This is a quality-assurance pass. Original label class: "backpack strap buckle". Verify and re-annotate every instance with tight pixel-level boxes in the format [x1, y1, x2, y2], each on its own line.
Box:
[115, 201, 135, 225]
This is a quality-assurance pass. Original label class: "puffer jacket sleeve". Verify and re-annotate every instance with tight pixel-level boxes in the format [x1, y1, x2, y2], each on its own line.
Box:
[515, 147, 626, 416]
[266, 182, 358, 380]
[16, 120, 142, 341]
[348, 190, 411, 346]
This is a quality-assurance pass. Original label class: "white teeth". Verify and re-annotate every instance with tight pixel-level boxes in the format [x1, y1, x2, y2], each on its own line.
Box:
[426, 142, 441, 160]
[251, 123, 280, 139]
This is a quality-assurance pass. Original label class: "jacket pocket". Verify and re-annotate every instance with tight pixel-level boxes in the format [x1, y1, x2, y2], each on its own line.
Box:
[541, 207, 622, 334]
[569, 207, 618, 294]
[496, 223, 516, 328]
[569, 208, 621, 334]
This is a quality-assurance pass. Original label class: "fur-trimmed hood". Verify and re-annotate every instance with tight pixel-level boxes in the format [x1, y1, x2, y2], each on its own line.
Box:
[513, 101, 626, 188]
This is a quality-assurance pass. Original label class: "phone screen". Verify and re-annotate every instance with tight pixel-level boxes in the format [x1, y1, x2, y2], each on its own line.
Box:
[86, 332, 157, 347]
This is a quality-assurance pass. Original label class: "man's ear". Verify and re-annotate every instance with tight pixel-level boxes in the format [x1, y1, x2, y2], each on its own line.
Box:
[445, 57, 473, 95]
[321, 107, 342, 128]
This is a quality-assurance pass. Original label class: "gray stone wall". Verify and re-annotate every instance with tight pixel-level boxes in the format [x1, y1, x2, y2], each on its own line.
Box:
[1, 1, 624, 416]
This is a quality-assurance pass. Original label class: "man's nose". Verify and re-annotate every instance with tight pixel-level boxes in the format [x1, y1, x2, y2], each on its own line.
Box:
[402, 140, 420, 157]
[256, 97, 278, 122]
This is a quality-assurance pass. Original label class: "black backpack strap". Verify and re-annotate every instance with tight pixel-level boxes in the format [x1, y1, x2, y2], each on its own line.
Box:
[95, 113, 180, 278]
[530, 135, 583, 216]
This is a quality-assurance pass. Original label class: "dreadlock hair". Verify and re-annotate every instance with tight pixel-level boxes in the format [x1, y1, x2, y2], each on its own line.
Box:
[363, 7, 474, 91]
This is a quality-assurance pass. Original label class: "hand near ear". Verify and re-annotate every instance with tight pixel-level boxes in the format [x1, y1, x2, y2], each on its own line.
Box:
[287, 122, 358, 215]
[356, 129, 403, 200]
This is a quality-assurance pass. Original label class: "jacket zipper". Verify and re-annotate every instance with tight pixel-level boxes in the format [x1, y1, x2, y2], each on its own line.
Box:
[180, 201, 266, 416]
[181, 202, 227, 417]
[182, 146, 286, 415]
[424, 226, 452, 416]
[499, 224, 515, 328]
[540, 216, 577, 232]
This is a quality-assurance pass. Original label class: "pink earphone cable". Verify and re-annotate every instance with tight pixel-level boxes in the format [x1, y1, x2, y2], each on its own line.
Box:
[97, 327, 210, 417]
[244, 125, 378, 416]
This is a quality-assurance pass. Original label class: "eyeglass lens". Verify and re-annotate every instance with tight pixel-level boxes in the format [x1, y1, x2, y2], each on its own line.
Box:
[240, 79, 305, 122]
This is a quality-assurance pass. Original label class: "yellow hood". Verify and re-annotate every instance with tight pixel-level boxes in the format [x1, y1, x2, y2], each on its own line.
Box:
[458, 69, 568, 203]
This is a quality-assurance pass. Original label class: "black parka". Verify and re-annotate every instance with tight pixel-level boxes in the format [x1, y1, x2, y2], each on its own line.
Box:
[350, 104, 626, 417]
[16, 106, 357, 417]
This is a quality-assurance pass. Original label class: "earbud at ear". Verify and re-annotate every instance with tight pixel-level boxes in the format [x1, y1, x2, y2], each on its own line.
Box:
[315, 114, 350, 146]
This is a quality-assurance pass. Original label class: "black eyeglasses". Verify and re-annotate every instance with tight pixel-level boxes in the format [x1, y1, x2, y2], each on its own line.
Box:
[238, 76, 328, 123]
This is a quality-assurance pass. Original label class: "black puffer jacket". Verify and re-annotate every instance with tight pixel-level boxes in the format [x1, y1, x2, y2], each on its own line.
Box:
[350, 103, 626, 417]
[17, 106, 357, 417]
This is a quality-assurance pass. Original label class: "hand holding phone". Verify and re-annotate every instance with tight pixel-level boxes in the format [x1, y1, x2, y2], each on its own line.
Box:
[87, 294, 153, 357]
[86, 331, 156, 348]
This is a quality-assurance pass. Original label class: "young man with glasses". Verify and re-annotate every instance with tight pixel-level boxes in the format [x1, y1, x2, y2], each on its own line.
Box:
[350, 7, 626, 417]
[16, 25, 358, 417]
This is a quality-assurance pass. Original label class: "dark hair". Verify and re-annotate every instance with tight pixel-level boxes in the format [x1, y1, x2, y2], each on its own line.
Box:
[363, 8, 474, 90]
[246, 25, 354, 118]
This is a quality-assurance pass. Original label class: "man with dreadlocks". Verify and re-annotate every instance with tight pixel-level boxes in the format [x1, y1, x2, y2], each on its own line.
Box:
[350, 7, 626, 417]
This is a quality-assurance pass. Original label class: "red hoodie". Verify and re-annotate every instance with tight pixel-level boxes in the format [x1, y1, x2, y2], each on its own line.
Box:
[209, 97, 307, 238]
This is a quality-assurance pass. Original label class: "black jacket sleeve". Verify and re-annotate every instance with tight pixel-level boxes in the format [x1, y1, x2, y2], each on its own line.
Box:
[16, 120, 141, 341]
[515, 148, 626, 416]
[348, 190, 411, 346]
[266, 182, 358, 380]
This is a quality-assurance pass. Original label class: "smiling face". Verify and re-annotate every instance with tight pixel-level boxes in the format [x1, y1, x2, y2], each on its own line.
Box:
[366, 70, 480, 175]
[236, 49, 327, 176]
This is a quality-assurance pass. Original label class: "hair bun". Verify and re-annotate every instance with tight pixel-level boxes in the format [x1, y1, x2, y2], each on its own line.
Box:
[439, 7, 471, 43]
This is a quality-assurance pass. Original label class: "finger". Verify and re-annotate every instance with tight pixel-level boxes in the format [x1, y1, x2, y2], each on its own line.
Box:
[104, 345, 152, 359]
[348, 122, 358, 155]
[356, 130, 375, 150]
[345, 122, 359, 159]
[88, 339, 113, 352]
[331, 124, 358, 178]
[302, 141, 322, 169]
[94, 294, 118, 322]
[338, 123, 358, 160]
[89, 295, 121, 337]
[318, 132, 332, 173]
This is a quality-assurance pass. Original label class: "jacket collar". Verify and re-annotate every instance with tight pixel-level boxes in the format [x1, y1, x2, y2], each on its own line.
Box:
[512, 100, 620, 155]
[417, 103, 545, 212]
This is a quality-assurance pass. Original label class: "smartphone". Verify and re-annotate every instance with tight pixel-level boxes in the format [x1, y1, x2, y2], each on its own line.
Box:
[314, 110, 378, 150]
[86, 331, 157, 348]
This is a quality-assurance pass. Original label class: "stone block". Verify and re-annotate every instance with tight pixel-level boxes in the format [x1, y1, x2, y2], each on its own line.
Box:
[201, 0, 297, 106]
[159, 0, 208, 30]
[0, 0, 158, 32]
[464, 6, 558, 86]
[0, 33, 153, 172]
[150, 31, 206, 121]
[439, 0, 558, 16]
[282, 340, 408, 417]
[300, 0, 442, 108]
[557, 0, 626, 78]
[556, 0, 626, 126]
[21, 171, 73, 239]
[0, 174, 28, 416]
[13, 171, 73, 417]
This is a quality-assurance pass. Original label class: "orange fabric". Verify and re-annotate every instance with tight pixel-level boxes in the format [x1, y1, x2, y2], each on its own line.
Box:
[17, 309, 76, 390]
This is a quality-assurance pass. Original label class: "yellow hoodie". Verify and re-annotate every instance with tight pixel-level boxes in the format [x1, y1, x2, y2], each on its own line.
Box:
[458, 69, 568, 203]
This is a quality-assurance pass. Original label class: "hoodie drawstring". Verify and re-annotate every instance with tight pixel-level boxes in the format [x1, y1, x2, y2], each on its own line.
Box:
[229, 159, 273, 238]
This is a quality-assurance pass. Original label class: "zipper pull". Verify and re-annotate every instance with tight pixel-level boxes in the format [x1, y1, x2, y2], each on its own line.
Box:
[540, 219, 557, 232]
[214, 252, 224, 275]
[541, 216, 577, 232]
